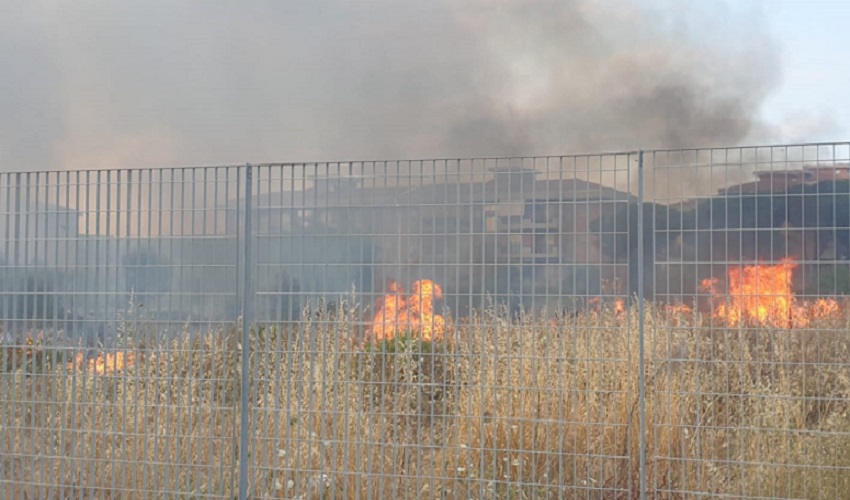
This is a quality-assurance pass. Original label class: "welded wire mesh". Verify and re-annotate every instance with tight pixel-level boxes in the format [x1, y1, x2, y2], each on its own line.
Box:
[0, 167, 245, 498]
[246, 155, 636, 499]
[1, 142, 848, 499]
[647, 143, 850, 499]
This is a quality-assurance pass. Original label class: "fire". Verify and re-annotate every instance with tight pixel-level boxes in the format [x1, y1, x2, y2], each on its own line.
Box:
[700, 258, 840, 328]
[700, 277, 719, 296]
[659, 302, 694, 327]
[614, 299, 626, 315]
[664, 303, 693, 315]
[371, 279, 445, 342]
[720, 258, 798, 327]
[68, 350, 136, 375]
[584, 296, 625, 315]
[809, 298, 841, 318]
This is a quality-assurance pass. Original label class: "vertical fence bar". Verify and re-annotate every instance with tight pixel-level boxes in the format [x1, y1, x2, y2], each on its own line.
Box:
[13, 172, 21, 335]
[239, 163, 254, 500]
[2, 143, 848, 499]
[637, 150, 647, 500]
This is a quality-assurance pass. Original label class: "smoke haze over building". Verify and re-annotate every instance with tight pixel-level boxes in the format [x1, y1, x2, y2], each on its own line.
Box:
[1, 0, 793, 173]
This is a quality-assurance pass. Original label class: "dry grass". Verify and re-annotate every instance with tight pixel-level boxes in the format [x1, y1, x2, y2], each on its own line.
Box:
[2, 301, 850, 499]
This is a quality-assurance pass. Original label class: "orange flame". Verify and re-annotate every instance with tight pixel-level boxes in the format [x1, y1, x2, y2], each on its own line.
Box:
[701, 258, 840, 328]
[68, 350, 135, 375]
[661, 302, 694, 326]
[809, 298, 841, 318]
[727, 259, 796, 327]
[584, 296, 627, 316]
[700, 277, 719, 296]
[664, 303, 693, 314]
[371, 279, 445, 342]
[614, 299, 626, 315]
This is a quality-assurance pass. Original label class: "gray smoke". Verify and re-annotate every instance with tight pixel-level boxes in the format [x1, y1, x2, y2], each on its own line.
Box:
[1, 0, 781, 173]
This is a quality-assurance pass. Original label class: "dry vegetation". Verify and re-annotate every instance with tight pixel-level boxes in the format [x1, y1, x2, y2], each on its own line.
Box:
[2, 301, 850, 499]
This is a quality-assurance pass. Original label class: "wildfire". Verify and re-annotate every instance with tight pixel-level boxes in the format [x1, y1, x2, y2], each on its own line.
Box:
[700, 258, 840, 328]
[809, 298, 841, 318]
[584, 296, 626, 315]
[68, 350, 136, 375]
[614, 299, 626, 315]
[371, 279, 445, 342]
[664, 303, 693, 315]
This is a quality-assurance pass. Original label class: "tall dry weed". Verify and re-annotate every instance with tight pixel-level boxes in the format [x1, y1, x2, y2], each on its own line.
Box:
[1, 300, 849, 499]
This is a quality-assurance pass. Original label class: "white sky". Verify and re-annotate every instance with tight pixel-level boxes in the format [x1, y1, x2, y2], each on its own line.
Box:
[759, 0, 849, 143]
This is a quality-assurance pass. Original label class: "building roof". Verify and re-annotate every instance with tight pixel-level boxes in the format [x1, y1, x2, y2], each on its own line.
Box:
[718, 164, 850, 196]
[224, 170, 636, 210]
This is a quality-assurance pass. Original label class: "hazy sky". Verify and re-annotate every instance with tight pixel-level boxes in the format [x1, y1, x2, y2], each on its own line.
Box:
[759, 0, 849, 143]
[0, 0, 846, 173]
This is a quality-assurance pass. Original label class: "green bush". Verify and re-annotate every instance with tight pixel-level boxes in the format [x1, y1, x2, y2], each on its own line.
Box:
[365, 331, 437, 354]
[812, 264, 850, 295]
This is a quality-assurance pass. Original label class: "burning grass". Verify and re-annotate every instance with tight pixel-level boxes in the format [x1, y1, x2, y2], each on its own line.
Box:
[370, 279, 446, 342]
[2, 301, 850, 499]
[700, 258, 842, 329]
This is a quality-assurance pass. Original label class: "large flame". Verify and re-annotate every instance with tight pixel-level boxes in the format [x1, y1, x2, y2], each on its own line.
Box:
[371, 279, 445, 342]
[701, 258, 840, 328]
[68, 350, 135, 375]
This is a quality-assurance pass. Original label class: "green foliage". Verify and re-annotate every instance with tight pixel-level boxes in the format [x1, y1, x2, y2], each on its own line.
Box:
[364, 331, 437, 354]
[813, 264, 850, 295]
[592, 201, 680, 262]
[249, 324, 297, 345]
[357, 330, 456, 422]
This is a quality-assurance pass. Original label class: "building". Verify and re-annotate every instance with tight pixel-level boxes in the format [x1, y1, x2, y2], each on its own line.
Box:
[218, 167, 636, 315]
[0, 201, 81, 267]
[718, 165, 850, 195]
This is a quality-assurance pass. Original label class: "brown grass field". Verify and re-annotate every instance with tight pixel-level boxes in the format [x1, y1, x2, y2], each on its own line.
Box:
[2, 301, 850, 499]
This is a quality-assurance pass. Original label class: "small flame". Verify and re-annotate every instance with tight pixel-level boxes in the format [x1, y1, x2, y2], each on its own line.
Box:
[800, 297, 842, 323]
[584, 296, 626, 315]
[810, 298, 841, 318]
[371, 279, 445, 342]
[699, 277, 719, 296]
[614, 299, 626, 315]
[68, 350, 135, 375]
[664, 303, 693, 314]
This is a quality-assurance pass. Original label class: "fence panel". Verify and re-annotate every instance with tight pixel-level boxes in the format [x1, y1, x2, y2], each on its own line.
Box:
[2, 141, 848, 499]
[245, 155, 637, 498]
[0, 166, 245, 498]
[646, 143, 850, 498]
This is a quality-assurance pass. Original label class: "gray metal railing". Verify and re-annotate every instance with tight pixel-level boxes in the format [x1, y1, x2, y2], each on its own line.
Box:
[1, 142, 849, 498]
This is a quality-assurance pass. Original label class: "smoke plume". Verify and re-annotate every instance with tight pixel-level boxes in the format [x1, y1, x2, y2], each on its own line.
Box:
[1, 0, 781, 173]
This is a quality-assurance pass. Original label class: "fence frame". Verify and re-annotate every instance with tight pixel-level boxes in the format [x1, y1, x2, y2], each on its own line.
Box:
[237, 155, 649, 500]
[2, 141, 849, 498]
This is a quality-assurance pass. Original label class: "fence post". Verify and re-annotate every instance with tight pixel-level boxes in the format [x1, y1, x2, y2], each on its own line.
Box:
[637, 150, 647, 500]
[238, 163, 254, 500]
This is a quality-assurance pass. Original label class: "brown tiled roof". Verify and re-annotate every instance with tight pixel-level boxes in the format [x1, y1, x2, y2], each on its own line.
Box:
[229, 175, 635, 209]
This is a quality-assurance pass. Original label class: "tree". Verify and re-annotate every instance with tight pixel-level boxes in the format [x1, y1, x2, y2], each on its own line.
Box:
[592, 201, 678, 295]
[780, 180, 850, 260]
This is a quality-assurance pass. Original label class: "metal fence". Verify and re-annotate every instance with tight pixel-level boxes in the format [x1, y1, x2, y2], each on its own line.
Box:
[1, 142, 849, 499]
